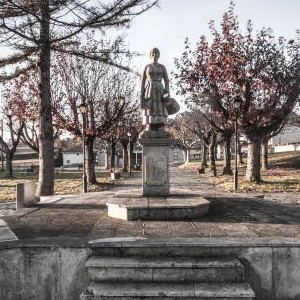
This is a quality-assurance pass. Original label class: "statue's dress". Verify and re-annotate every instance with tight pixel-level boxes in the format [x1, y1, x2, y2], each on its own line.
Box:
[141, 62, 169, 125]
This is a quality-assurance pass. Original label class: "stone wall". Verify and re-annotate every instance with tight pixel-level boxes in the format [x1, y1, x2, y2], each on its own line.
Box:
[0, 245, 90, 300]
[1, 241, 300, 300]
[240, 246, 300, 300]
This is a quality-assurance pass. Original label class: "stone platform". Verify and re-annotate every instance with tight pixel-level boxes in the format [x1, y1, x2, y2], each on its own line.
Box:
[106, 189, 210, 221]
[2, 167, 300, 299]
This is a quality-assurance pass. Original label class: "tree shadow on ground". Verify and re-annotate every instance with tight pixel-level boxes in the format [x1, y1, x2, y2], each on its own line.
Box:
[200, 196, 300, 224]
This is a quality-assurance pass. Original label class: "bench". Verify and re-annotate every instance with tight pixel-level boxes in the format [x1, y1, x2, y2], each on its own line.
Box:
[14, 166, 37, 176]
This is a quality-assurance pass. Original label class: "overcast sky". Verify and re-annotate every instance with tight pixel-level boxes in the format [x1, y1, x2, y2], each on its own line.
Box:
[125, 0, 300, 76]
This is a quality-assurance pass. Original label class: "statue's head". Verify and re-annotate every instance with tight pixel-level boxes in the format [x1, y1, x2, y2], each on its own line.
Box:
[150, 48, 160, 59]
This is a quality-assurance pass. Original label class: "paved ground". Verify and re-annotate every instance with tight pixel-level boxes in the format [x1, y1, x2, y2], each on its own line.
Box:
[1, 166, 300, 245]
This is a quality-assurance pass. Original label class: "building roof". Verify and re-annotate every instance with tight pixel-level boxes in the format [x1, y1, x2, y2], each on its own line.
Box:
[62, 145, 83, 153]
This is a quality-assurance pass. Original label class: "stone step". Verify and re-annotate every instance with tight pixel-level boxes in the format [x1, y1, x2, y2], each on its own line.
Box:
[82, 282, 255, 299]
[84, 239, 255, 299]
[86, 256, 244, 283]
[89, 238, 242, 258]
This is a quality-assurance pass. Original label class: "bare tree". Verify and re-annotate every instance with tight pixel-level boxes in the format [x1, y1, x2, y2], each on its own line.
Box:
[168, 114, 200, 163]
[118, 103, 141, 172]
[99, 72, 140, 173]
[0, 109, 24, 178]
[186, 111, 217, 174]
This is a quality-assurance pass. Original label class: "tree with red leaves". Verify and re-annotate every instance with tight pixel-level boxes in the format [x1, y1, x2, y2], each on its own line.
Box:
[174, 3, 300, 182]
[3, 70, 62, 154]
[0, 77, 37, 177]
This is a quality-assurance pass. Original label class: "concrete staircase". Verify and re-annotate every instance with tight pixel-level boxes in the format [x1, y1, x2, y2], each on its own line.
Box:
[81, 239, 255, 300]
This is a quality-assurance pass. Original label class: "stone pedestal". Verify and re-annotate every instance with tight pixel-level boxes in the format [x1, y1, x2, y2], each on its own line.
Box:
[16, 182, 39, 210]
[139, 138, 173, 197]
[106, 189, 210, 221]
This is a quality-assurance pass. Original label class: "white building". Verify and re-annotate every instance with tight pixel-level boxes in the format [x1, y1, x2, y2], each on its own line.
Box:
[62, 146, 83, 166]
[270, 126, 300, 153]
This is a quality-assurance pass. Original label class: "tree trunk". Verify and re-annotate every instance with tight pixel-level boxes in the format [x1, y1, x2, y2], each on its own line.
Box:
[121, 141, 128, 172]
[209, 133, 217, 176]
[237, 140, 244, 165]
[110, 141, 116, 171]
[86, 137, 97, 184]
[37, 1, 54, 196]
[104, 149, 109, 169]
[200, 143, 208, 168]
[129, 141, 134, 171]
[184, 148, 191, 163]
[261, 139, 269, 170]
[183, 149, 187, 162]
[5, 152, 13, 178]
[222, 132, 233, 175]
[1, 119, 24, 178]
[246, 138, 262, 182]
[0, 151, 4, 171]
[0, 120, 3, 171]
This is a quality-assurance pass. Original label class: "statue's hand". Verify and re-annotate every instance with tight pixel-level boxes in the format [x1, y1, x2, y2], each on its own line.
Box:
[163, 92, 170, 99]
[163, 93, 171, 106]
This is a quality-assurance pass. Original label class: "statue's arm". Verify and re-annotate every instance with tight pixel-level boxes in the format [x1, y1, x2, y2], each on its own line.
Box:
[140, 66, 147, 107]
[162, 65, 170, 95]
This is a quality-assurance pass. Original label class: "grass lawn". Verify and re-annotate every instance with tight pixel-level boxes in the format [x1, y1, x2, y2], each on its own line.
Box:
[0, 170, 115, 203]
[180, 151, 300, 193]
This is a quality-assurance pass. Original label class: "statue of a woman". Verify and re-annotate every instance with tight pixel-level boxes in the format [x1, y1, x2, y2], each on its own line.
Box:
[140, 48, 171, 132]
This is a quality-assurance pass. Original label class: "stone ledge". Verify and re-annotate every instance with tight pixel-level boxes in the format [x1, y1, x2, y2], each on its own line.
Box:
[0, 219, 18, 243]
[87, 282, 255, 299]
[89, 237, 300, 248]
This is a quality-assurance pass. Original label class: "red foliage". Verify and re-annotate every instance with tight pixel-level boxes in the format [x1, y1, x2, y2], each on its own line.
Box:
[174, 3, 300, 137]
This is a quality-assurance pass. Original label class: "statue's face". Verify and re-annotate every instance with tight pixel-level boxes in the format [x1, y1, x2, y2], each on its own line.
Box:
[150, 49, 160, 62]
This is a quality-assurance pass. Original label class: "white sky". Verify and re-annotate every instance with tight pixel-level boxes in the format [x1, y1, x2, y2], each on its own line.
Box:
[125, 0, 300, 77]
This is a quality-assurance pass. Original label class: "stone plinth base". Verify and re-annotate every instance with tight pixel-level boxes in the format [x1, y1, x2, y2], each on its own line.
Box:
[16, 182, 39, 210]
[106, 189, 210, 221]
[139, 137, 173, 197]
